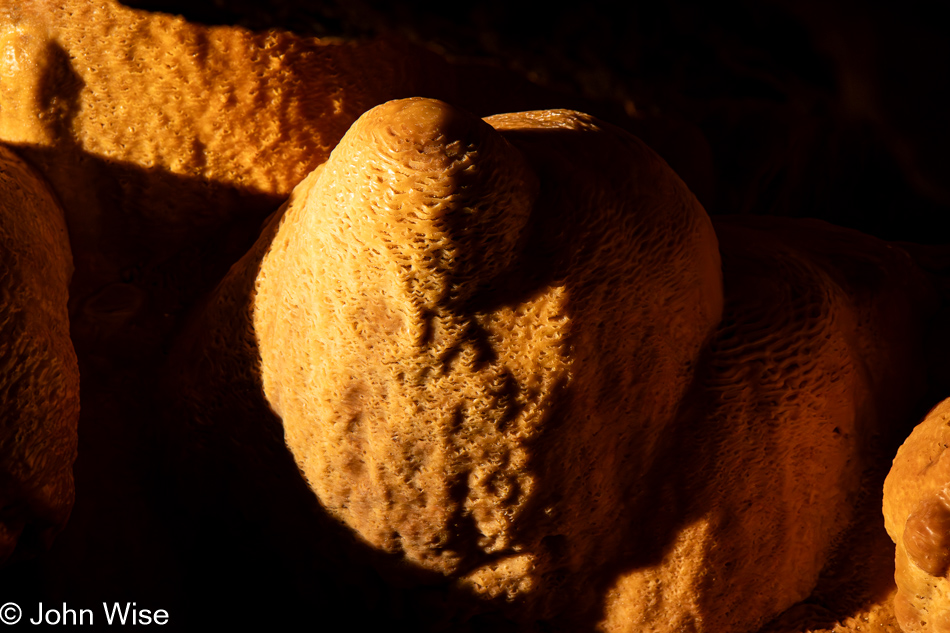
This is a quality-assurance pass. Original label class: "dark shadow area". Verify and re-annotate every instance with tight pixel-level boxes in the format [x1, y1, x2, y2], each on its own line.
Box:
[119, 0, 950, 243]
[0, 45, 286, 631]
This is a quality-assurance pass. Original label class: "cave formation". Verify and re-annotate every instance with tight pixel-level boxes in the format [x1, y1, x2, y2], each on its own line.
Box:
[2, 2, 950, 631]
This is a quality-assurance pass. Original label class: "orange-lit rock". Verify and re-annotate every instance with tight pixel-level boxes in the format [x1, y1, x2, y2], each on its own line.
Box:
[0, 144, 79, 563]
[0, 0, 596, 302]
[0, 2, 940, 629]
[175, 97, 933, 631]
[254, 98, 724, 623]
[885, 398, 950, 633]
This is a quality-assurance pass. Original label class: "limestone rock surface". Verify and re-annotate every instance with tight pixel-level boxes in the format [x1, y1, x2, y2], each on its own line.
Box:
[239, 97, 932, 631]
[0, 144, 78, 563]
[0, 3, 943, 631]
[884, 398, 950, 633]
[0, 0, 597, 303]
[254, 98, 723, 623]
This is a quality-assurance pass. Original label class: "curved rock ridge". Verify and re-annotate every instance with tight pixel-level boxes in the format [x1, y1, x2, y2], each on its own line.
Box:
[0, 144, 79, 563]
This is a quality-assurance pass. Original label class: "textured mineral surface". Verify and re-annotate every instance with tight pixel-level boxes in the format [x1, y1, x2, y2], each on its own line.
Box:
[885, 398, 950, 633]
[242, 97, 932, 631]
[2, 2, 948, 631]
[0, 144, 78, 563]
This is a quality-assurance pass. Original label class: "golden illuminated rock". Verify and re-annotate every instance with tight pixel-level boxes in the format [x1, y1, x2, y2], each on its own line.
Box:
[0, 0, 564, 299]
[884, 398, 950, 633]
[0, 2, 935, 626]
[211, 97, 928, 631]
[253, 98, 724, 609]
[1, 0, 408, 294]
[0, 144, 79, 563]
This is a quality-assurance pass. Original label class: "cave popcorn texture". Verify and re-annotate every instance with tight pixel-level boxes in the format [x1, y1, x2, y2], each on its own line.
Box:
[249, 98, 930, 631]
[255, 98, 724, 624]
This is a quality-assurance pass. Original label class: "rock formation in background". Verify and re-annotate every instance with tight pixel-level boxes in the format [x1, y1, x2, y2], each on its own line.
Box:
[0, 145, 79, 563]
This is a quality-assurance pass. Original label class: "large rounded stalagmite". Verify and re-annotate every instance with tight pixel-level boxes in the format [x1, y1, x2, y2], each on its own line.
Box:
[253, 97, 724, 619]
[179, 97, 935, 631]
[0, 145, 79, 563]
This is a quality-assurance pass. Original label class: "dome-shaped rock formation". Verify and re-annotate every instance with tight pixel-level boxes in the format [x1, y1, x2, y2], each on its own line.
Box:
[172, 97, 933, 631]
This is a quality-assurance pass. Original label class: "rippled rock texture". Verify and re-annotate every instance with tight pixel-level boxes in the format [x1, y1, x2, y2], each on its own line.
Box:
[176, 97, 933, 631]
[2, 2, 947, 630]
